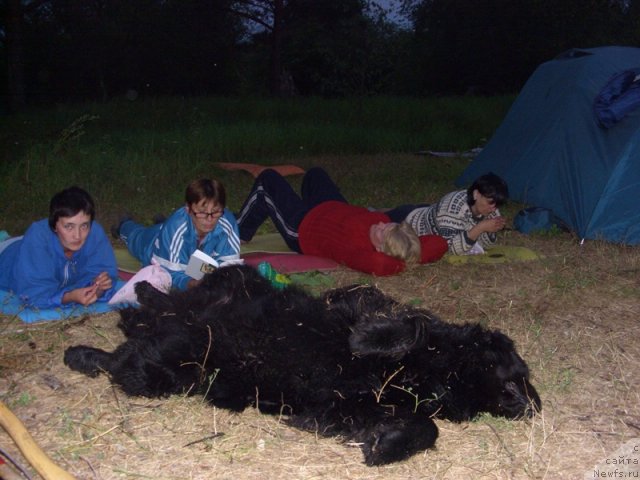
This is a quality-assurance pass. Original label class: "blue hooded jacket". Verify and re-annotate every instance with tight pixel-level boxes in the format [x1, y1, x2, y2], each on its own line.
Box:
[0, 219, 118, 308]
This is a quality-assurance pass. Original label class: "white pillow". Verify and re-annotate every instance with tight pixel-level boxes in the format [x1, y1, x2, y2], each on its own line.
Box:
[109, 264, 171, 305]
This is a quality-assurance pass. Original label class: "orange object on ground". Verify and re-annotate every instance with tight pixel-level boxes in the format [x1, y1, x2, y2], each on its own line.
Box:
[217, 162, 305, 178]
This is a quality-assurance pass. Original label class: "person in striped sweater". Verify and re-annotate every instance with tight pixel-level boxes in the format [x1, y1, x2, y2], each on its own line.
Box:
[384, 173, 509, 255]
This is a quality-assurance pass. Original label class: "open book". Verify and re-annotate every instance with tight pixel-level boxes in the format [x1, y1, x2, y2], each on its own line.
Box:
[185, 249, 219, 280]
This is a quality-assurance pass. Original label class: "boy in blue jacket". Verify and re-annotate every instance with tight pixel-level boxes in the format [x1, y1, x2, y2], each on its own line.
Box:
[0, 187, 118, 308]
[114, 178, 241, 290]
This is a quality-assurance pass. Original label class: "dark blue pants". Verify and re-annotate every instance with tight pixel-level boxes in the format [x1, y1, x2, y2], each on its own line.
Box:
[236, 167, 347, 252]
[385, 203, 430, 223]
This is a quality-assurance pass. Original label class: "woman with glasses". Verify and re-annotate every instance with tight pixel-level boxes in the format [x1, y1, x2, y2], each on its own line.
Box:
[0, 186, 118, 308]
[113, 178, 241, 290]
[384, 173, 509, 255]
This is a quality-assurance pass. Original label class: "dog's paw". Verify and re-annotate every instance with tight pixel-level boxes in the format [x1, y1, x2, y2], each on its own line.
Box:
[63, 346, 110, 378]
[134, 281, 174, 311]
[361, 418, 438, 466]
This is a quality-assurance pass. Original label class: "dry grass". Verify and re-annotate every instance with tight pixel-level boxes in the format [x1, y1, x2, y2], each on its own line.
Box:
[2, 187, 640, 480]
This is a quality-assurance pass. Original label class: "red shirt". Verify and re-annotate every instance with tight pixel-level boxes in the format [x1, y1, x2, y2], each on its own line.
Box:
[299, 201, 446, 276]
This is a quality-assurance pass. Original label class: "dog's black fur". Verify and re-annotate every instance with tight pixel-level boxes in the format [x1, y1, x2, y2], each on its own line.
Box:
[64, 265, 541, 465]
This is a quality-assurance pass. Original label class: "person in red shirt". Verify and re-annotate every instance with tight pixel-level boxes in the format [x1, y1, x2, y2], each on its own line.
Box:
[236, 167, 447, 276]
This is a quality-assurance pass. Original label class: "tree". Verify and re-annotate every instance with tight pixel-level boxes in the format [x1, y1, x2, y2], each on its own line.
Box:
[402, 0, 630, 95]
[231, 0, 402, 96]
[4, 0, 26, 111]
[2, 0, 245, 105]
[283, 0, 370, 96]
[230, 0, 288, 95]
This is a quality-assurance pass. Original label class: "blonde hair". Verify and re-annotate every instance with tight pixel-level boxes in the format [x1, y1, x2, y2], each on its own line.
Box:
[380, 222, 421, 264]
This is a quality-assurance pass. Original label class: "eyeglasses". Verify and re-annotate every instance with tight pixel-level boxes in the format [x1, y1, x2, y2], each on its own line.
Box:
[192, 209, 223, 219]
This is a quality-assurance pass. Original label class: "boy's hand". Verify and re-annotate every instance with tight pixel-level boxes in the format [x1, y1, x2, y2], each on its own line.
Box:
[93, 271, 113, 297]
[63, 284, 99, 306]
[482, 216, 507, 233]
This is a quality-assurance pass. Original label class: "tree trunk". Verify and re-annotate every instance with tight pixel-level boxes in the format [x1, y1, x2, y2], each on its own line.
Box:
[268, 0, 284, 96]
[5, 0, 26, 112]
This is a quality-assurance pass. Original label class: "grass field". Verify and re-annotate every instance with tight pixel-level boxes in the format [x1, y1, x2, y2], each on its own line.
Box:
[1, 97, 639, 479]
[0, 95, 513, 233]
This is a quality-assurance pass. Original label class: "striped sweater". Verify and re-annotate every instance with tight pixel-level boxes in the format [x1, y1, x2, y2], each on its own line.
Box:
[405, 190, 499, 255]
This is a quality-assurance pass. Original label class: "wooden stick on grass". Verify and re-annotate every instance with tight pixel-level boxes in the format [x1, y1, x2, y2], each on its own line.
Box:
[0, 400, 76, 480]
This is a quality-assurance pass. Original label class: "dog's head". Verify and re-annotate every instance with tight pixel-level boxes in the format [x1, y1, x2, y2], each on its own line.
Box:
[475, 331, 541, 419]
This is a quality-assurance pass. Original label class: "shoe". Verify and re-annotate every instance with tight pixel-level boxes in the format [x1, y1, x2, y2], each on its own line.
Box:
[152, 213, 166, 225]
[111, 214, 133, 239]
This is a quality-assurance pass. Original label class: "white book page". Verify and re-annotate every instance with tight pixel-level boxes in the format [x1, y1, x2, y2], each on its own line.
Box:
[185, 249, 219, 279]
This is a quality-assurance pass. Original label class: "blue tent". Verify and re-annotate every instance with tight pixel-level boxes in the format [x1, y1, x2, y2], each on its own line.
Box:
[456, 46, 640, 244]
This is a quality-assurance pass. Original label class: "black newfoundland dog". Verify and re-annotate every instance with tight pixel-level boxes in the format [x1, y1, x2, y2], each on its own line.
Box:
[64, 265, 541, 466]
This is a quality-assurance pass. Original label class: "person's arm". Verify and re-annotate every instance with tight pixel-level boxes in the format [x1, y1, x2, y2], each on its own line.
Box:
[208, 212, 242, 265]
[436, 223, 476, 255]
[146, 208, 209, 290]
[74, 223, 119, 302]
[165, 265, 192, 291]
[434, 193, 502, 255]
[186, 277, 202, 289]
[152, 222, 194, 290]
[466, 211, 505, 248]
[326, 244, 406, 276]
[92, 271, 114, 298]
[61, 285, 100, 306]
[12, 226, 67, 308]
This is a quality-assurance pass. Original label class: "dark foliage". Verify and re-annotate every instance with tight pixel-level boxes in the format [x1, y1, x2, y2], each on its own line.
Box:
[406, 0, 630, 95]
[3, 0, 638, 108]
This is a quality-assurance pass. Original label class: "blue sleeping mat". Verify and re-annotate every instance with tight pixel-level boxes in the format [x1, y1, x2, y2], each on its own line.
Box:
[0, 280, 126, 323]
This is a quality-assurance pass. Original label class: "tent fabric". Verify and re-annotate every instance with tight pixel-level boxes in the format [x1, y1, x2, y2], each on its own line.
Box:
[456, 46, 640, 245]
[594, 68, 640, 129]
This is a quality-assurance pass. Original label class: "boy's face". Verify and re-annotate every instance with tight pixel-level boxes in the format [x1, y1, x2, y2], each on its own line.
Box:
[55, 211, 92, 255]
[472, 190, 498, 216]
